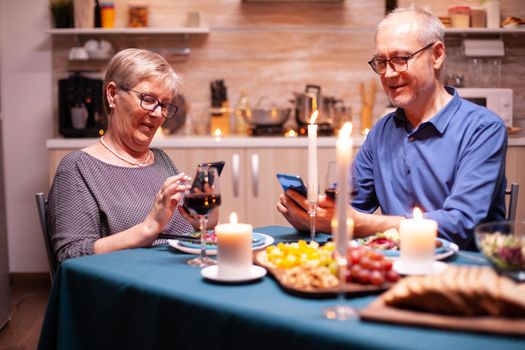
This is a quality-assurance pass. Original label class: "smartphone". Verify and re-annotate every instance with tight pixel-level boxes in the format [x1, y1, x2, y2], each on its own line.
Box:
[198, 161, 225, 176]
[191, 161, 225, 188]
[276, 173, 307, 197]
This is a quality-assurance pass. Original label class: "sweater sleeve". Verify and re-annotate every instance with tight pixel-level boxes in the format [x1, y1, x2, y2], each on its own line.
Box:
[47, 153, 101, 262]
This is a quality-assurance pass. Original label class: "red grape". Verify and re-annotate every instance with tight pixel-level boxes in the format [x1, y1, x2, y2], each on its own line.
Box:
[385, 269, 400, 282]
[358, 269, 371, 284]
[370, 270, 385, 286]
[345, 246, 400, 286]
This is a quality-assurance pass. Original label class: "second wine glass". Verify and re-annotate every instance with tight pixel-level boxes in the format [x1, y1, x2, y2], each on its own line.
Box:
[184, 165, 221, 267]
[324, 161, 337, 200]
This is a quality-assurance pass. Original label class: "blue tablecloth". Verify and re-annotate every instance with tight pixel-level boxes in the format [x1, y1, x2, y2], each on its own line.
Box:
[38, 226, 524, 350]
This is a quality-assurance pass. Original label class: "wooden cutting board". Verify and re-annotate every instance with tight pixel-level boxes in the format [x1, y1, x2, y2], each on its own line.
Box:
[360, 297, 525, 337]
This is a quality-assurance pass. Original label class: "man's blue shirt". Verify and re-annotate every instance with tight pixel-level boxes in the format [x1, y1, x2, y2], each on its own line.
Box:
[352, 87, 507, 249]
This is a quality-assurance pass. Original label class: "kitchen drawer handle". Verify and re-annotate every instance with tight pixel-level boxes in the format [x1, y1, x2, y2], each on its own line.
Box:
[232, 153, 240, 198]
[251, 153, 259, 197]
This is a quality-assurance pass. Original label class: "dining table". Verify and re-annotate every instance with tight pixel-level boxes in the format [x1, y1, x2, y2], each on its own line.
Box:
[38, 226, 525, 350]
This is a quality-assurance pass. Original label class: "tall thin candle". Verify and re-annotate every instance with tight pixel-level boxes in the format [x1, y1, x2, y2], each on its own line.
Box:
[335, 122, 353, 254]
[307, 111, 319, 203]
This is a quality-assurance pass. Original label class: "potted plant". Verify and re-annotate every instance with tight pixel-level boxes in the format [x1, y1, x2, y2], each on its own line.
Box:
[49, 0, 74, 28]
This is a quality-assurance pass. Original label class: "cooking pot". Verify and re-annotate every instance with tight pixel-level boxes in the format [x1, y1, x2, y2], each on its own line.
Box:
[161, 93, 187, 134]
[243, 107, 291, 127]
[292, 84, 346, 126]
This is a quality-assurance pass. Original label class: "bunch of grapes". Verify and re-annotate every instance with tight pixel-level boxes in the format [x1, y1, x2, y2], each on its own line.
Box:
[345, 246, 400, 286]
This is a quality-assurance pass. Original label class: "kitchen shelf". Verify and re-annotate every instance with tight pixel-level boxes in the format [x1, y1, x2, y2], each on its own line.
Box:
[444, 27, 525, 34]
[210, 25, 376, 32]
[46, 26, 525, 35]
[46, 27, 210, 35]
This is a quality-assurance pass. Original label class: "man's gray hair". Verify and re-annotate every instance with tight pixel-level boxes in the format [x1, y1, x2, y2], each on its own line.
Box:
[377, 7, 445, 45]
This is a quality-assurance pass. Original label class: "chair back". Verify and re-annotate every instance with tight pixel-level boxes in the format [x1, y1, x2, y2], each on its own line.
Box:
[506, 183, 520, 222]
[35, 192, 57, 283]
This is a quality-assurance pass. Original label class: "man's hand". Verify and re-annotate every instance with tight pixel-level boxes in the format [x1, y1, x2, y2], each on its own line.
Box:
[276, 189, 334, 233]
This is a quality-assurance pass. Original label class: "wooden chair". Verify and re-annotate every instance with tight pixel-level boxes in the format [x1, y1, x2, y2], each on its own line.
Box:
[506, 183, 519, 221]
[35, 192, 57, 284]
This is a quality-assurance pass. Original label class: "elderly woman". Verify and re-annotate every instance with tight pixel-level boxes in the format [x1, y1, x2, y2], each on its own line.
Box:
[48, 48, 215, 262]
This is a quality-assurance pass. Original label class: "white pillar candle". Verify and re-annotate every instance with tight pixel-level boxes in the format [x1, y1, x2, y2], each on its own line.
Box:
[399, 207, 438, 273]
[215, 212, 253, 278]
[335, 122, 353, 255]
[307, 111, 319, 203]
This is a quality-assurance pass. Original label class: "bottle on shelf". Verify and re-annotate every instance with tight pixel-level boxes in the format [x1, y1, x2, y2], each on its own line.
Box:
[210, 80, 230, 135]
[94, 0, 102, 27]
[234, 89, 250, 135]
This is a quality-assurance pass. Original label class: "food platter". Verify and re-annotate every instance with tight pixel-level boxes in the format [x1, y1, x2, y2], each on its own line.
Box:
[254, 250, 392, 298]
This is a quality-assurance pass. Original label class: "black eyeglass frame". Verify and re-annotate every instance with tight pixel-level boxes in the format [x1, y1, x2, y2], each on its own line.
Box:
[122, 88, 179, 119]
[368, 42, 436, 75]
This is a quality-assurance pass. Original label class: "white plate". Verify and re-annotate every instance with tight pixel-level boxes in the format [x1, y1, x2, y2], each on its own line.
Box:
[168, 232, 275, 256]
[201, 265, 267, 283]
[393, 260, 448, 276]
[350, 240, 459, 261]
[435, 242, 459, 260]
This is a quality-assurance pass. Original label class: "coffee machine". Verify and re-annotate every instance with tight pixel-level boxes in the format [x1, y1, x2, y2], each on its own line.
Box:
[58, 73, 107, 138]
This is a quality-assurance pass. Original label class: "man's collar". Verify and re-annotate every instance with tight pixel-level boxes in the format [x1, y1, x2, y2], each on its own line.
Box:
[393, 87, 460, 134]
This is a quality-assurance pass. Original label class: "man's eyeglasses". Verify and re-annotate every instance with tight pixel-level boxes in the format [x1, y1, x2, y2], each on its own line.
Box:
[368, 42, 435, 75]
[123, 88, 179, 119]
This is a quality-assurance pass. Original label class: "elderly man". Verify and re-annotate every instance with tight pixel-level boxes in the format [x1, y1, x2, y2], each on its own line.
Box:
[277, 7, 507, 250]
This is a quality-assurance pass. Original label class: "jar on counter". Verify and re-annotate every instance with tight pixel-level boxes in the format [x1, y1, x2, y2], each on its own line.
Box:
[485, 0, 501, 28]
[100, 2, 115, 28]
[470, 7, 486, 28]
[449, 6, 470, 28]
[128, 2, 148, 28]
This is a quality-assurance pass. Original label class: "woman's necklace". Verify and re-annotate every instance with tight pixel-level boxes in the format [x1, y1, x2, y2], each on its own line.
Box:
[99, 135, 151, 167]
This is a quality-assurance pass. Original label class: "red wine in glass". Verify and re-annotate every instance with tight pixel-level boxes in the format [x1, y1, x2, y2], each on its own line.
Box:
[325, 188, 337, 200]
[184, 193, 222, 216]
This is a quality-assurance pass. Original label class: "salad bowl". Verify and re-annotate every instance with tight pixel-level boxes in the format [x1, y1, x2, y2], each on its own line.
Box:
[475, 221, 525, 281]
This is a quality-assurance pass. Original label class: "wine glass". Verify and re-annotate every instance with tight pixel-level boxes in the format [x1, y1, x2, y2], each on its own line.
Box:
[324, 217, 357, 321]
[184, 165, 221, 267]
[324, 161, 337, 200]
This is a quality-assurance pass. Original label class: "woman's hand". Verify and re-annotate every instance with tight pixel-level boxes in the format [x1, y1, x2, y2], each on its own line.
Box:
[143, 173, 191, 242]
[276, 190, 334, 233]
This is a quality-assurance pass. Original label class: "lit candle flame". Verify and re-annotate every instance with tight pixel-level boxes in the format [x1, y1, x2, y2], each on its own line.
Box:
[309, 110, 318, 124]
[339, 122, 352, 138]
[363, 128, 370, 138]
[230, 212, 238, 224]
[285, 129, 298, 137]
[413, 207, 423, 220]
[214, 128, 222, 137]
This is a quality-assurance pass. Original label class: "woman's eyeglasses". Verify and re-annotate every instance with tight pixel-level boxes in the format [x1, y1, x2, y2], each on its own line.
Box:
[123, 88, 179, 119]
[368, 42, 435, 75]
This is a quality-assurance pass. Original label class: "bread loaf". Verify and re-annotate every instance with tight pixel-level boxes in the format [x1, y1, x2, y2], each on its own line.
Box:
[382, 266, 525, 317]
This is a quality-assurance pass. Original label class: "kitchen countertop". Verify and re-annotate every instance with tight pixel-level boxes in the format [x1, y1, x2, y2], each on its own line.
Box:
[46, 135, 525, 149]
[46, 136, 363, 149]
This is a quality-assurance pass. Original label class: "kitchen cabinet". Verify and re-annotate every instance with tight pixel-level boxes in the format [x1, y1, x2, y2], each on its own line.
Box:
[143, 146, 343, 226]
[47, 138, 525, 227]
[47, 139, 350, 226]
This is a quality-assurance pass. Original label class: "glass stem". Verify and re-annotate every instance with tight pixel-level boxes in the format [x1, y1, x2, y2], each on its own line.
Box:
[337, 255, 347, 304]
[309, 202, 317, 242]
[199, 216, 208, 261]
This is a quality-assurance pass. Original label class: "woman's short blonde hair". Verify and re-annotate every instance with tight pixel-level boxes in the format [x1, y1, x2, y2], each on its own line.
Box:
[102, 48, 181, 116]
